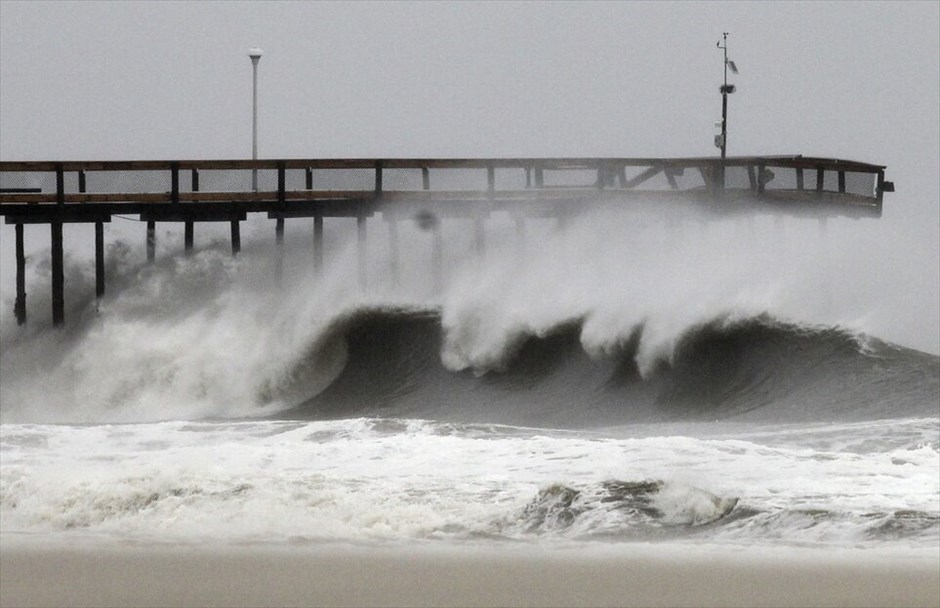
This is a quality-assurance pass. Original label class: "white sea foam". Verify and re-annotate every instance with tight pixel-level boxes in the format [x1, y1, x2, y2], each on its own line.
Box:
[2, 418, 936, 548]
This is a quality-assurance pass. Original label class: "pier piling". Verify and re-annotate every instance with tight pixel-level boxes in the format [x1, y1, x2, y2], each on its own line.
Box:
[357, 216, 367, 290]
[313, 216, 324, 277]
[231, 221, 241, 256]
[14, 223, 26, 325]
[95, 221, 105, 299]
[146, 221, 156, 262]
[388, 220, 400, 287]
[51, 221, 64, 327]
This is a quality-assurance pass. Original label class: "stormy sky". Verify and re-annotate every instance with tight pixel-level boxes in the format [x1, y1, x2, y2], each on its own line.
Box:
[0, 1, 937, 352]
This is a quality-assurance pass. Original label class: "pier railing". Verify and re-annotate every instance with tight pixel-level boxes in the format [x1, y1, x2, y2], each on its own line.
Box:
[0, 156, 889, 217]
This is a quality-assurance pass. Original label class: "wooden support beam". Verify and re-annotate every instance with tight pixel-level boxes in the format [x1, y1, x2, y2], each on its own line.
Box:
[665, 168, 679, 190]
[231, 221, 241, 256]
[388, 220, 400, 288]
[15, 223, 26, 325]
[357, 216, 367, 290]
[51, 221, 64, 326]
[186, 169, 197, 255]
[747, 165, 758, 192]
[275, 217, 285, 284]
[146, 220, 156, 262]
[622, 166, 663, 189]
[95, 221, 105, 299]
[140, 207, 247, 223]
[275, 218, 285, 245]
[313, 216, 324, 277]
[432, 223, 443, 295]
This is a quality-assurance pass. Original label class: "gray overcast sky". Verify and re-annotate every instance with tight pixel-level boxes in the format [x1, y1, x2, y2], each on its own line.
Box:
[0, 1, 938, 351]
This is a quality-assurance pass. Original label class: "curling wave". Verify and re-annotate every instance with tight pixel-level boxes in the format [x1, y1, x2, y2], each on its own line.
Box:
[281, 308, 940, 427]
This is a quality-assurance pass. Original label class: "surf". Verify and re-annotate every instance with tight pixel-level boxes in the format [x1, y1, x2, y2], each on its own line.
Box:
[1, 205, 937, 424]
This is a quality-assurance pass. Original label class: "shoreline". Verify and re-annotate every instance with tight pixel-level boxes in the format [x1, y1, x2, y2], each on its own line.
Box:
[2, 542, 937, 608]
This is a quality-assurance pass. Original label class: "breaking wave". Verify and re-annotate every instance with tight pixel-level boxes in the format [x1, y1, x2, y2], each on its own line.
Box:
[282, 308, 939, 427]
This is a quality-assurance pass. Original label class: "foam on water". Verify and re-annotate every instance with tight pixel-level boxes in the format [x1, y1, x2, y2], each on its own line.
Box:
[2, 417, 937, 549]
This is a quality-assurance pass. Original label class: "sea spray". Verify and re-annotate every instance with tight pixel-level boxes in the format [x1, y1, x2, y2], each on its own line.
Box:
[2, 204, 938, 424]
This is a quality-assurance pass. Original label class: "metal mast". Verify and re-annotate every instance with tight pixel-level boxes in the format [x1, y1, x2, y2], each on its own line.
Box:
[716, 33, 738, 159]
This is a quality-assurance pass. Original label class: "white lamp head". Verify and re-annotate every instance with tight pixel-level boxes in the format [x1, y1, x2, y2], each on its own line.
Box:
[248, 47, 263, 64]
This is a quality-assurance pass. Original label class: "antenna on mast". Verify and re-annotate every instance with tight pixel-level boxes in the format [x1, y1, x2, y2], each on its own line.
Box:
[715, 32, 739, 159]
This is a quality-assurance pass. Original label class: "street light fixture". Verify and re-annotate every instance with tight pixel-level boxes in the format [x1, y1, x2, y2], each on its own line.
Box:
[249, 47, 263, 191]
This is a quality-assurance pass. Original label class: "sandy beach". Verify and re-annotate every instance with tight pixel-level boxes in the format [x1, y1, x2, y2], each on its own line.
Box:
[1, 542, 937, 608]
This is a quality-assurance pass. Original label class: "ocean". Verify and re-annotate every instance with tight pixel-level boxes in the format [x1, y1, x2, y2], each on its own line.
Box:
[1, 206, 938, 561]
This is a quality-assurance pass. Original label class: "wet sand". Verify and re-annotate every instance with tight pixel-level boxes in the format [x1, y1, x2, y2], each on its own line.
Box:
[1, 543, 937, 608]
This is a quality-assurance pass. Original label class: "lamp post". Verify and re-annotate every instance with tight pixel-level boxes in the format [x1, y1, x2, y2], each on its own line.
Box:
[249, 47, 263, 191]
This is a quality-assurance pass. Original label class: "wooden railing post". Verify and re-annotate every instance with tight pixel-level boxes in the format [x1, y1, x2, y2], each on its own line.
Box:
[171, 162, 180, 204]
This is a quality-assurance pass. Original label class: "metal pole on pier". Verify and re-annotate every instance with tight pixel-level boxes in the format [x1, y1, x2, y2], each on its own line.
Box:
[716, 33, 738, 160]
[249, 47, 263, 191]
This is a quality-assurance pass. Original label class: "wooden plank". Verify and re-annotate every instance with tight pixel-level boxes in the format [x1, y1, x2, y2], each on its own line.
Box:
[140, 208, 248, 222]
[3, 210, 112, 224]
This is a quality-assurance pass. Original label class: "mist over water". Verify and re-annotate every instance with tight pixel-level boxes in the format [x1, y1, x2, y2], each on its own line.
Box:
[1, 202, 936, 424]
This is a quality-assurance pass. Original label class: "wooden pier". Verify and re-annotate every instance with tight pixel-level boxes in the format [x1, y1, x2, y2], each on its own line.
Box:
[0, 155, 893, 326]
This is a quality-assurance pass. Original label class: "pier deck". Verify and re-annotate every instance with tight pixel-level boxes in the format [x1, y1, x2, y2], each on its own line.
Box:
[0, 155, 892, 326]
